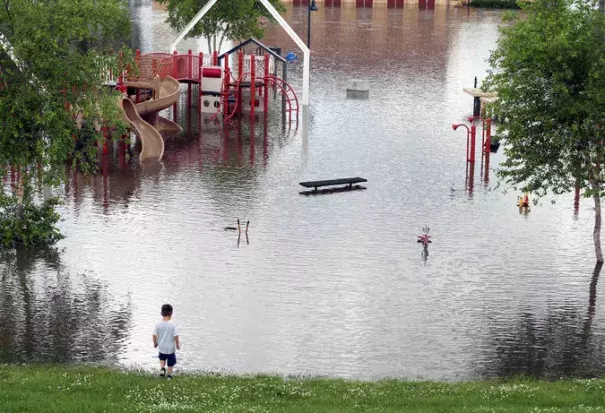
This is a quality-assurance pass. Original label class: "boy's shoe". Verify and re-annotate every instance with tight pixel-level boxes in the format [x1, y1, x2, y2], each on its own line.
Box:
[166, 375, 173, 380]
[159, 368, 166, 377]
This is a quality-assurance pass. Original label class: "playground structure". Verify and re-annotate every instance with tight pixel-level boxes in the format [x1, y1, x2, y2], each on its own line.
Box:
[112, 39, 299, 162]
[452, 115, 495, 197]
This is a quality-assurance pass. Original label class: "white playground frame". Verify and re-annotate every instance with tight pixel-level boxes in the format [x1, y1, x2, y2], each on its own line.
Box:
[169, 0, 310, 107]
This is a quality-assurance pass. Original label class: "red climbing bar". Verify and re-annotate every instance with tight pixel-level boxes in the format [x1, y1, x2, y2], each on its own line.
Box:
[263, 53, 270, 112]
[250, 56, 256, 118]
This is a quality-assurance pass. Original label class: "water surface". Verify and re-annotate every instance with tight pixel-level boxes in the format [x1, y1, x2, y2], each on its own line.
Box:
[1, 2, 604, 381]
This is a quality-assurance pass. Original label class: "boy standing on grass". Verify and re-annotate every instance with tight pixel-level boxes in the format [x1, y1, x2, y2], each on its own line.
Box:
[152, 304, 180, 380]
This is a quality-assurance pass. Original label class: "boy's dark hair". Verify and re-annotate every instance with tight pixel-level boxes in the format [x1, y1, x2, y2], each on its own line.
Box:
[161, 304, 173, 317]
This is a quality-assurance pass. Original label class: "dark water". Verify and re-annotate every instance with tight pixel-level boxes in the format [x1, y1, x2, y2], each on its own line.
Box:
[1, 1, 604, 381]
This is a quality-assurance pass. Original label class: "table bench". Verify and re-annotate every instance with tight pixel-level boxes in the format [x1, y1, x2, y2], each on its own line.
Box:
[299, 177, 367, 195]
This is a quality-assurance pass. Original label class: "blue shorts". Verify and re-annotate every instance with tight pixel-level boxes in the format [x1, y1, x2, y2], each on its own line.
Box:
[159, 352, 177, 367]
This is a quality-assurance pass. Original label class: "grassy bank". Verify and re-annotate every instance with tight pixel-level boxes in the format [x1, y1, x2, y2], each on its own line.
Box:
[1, 365, 605, 412]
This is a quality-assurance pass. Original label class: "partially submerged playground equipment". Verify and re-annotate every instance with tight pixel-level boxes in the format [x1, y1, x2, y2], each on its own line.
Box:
[111, 37, 300, 163]
[109, 0, 311, 163]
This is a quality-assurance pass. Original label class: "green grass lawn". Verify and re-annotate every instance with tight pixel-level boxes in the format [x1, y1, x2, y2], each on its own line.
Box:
[1, 364, 605, 412]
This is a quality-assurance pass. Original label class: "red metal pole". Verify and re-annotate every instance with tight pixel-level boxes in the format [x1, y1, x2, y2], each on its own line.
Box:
[263, 53, 269, 113]
[199, 52, 203, 115]
[187, 49, 193, 107]
[212, 51, 218, 66]
[222, 69, 230, 119]
[470, 124, 476, 163]
[238, 51, 244, 81]
[485, 118, 492, 154]
[173, 50, 178, 120]
[237, 51, 244, 113]
[250, 56, 256, 118]
[172, 50, 178, 78]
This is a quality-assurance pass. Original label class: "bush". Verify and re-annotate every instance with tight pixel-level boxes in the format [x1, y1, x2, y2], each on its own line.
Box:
[0, 195, 63, 248]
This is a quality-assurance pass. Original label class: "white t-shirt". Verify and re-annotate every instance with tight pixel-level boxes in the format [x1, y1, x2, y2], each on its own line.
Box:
[153, 320, 178, 354]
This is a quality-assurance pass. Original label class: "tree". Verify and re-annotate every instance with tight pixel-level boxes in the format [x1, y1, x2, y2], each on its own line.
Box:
[156, 0, 286, 53]
[0, 0, 133, 247]
[485, 0, 605, 262]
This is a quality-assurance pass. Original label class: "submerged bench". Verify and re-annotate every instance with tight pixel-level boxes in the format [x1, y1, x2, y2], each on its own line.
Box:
[299, 177, 367, 195]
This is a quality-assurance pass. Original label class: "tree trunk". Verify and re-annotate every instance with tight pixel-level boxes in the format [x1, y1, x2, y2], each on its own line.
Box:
[594, 193, 603, 262]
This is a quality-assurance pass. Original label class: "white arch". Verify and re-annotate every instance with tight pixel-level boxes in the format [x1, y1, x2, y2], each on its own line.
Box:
[169, 0, 310, 107]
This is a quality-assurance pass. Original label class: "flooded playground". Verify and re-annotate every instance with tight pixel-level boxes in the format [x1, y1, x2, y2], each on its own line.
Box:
[1, 1, 604, 381]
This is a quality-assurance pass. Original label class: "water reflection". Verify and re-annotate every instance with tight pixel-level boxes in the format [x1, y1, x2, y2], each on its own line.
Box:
[0, 248, 132, 363]
[477, 263, 605, 379]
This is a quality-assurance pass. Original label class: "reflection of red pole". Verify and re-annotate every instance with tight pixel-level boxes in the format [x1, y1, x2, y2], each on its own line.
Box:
[223, 121, 230, 164]
[470, 124, 476, 163]
[250, 115, 255, 167]
[102, 155, 109, 211]
[483, 151, 490, 186]
[466, 161, 475, 197]
[102, 127, 109, 155]
[263, 111, 269, 166]
[118, 135, 126, 170]
[466, 130, 470, 162]
[574, 177, 581, 215]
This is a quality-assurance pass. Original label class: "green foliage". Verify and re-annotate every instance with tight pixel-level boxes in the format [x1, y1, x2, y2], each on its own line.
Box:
[156, 0, 286, 52]
[470, 0, 521, 9]
[0, 0, 134, 247]
[485, 0, 605, 198]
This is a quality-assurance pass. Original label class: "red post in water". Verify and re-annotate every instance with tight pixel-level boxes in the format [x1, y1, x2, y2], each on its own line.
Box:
[172, 50, 178, 78]
[250, 56, 256, 118]
[173, 50, 178, 121]
[238, 51, 244, 80]
[223, 55, 230, 116]
[470, 124, 476, 163]
[198, 52, 204, 115]
[187, 49, 193, 107]
[263, 53, 270, 113]
[237, 51, 244, 112]
[485, 118, 492, 154]
[222, 69, 230, 119]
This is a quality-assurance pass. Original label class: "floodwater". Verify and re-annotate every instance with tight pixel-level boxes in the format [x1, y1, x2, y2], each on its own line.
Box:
[1, 1, 605, 381]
